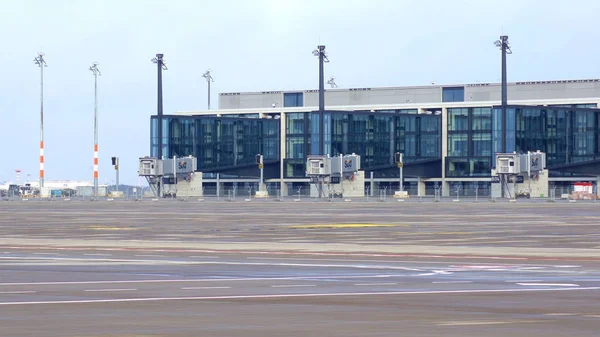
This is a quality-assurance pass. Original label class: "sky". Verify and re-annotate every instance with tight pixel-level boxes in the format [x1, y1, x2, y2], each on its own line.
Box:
[1, 0, 599, 185]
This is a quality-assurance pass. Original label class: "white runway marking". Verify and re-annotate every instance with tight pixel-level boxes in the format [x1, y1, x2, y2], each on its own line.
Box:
[189, 256, 219, 259]
[0, 256, 424, 271]
[436, 320, 544, 326]
[134, 254, 165, 258]
[353, 283, 397, 286]
[32, 253, 59, 255]
[517, 283, 579, 287]
[181, 287, 231, 290]
[0, 287, 598, 306]
[0, 274, 401, 286]
[84, 288, 137, 292]
[83, 254, 113, 256]
[432, 281, 473, 284]
[545, 313, 576, 316]
[0, 291, 36, 294]
[506, 280, 542, 283]
[271, 284, 316, 288]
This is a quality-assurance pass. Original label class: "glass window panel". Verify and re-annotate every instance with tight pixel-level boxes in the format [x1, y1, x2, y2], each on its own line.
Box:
[447, 134, 468, 157]
[448, 108, 469, 131]
[283, 92, 303, 107]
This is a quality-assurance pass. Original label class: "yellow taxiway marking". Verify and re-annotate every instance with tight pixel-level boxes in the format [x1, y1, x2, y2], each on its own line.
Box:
[290, 224, 403, 229]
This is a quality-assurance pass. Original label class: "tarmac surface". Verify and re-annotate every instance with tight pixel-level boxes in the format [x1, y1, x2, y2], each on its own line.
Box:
[0, 199, 599, 336]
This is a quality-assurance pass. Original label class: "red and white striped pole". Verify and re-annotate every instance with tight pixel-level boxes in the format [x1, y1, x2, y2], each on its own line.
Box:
[39, 141, 44, 187]
[34, 52, 47, 189]
[90, 62, 101, 198]
[94, 143, 99, 191]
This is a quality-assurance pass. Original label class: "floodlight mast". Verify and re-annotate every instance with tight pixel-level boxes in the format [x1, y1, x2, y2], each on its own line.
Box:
[327, 77, 337, 88]
[34, 52, 47, 188]
[89, 62, 101, 198]
[151, 54, 168, 160]
[202, 70, 214, 110]
[495, 35, 512, 153]
[313, 45, 329, 155]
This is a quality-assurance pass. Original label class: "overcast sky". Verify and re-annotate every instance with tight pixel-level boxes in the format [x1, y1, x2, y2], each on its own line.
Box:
[1, 0, 599, 185]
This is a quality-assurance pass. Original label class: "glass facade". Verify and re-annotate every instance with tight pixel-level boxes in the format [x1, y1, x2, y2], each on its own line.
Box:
[493, 105, 600, 167]
[446, 107, 493, 177]
[150, 115, 279, 170]
[150, 104, 600, 180]
[284, 110, 442, 177]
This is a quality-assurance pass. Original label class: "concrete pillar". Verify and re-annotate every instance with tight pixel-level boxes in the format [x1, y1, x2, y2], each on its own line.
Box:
[278, 112, 287, 197]
[442, 180, 450, 197]
[441, 107, 448, 181]
[279, 180, 288, 197]
[370, 171, 375, 196]
[417, 178, 426, 197]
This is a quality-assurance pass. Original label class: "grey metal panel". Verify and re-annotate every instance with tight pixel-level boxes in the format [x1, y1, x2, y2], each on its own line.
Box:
[163, 158, 197, 175]
[219, 93, 282, 109]
[222, 80, 600, 109]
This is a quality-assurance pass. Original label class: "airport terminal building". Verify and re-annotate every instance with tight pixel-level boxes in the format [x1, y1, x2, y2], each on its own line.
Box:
[150, 79, 600, 197]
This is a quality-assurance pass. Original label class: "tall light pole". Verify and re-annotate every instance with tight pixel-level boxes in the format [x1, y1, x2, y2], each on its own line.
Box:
[312, 45, 329, 155]
[494, 35, 512, 153]
[34, 52, 47, 188]
[202, 70, 214, 110]
[89, 62, 101, 198]
[151, 53, 168, 160]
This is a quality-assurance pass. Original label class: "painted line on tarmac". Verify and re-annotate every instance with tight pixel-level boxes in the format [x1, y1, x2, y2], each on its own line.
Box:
[0, 291, 36, 294]
[271, 284, 316, 288]
[506, 280, 542, 283]
[353, 283, 397, 286]
[245, 256, 562, 268]
[289, 224, 402, 229]
[2, 245, 599, 262]
[0, 287, 599, 306]
[0, 256, 424, 272]
[189, 256, 220, 259]
[181, 287, 231, 290]
[517, 283, 580, 287]
[432, 281, 473, 284]
[436, 320, 545, 326]
[83, 253, 113, 257]
[544, 313, 576, 316]
[84, 288, 137, 292]
[0, 274, 405, 286]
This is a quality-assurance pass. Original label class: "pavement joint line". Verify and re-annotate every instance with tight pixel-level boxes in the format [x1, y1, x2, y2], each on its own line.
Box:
[1, 287, 599, 306]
